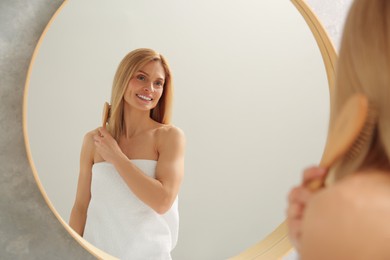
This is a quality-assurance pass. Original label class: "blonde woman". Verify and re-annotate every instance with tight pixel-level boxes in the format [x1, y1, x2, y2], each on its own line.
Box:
[69, 48, 185, 260]
[287, 0, 390, 259]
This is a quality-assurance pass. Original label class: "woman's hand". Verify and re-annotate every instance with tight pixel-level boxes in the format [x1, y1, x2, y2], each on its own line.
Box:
[286, 166, 327, 252]
[93, 127, 125, 164]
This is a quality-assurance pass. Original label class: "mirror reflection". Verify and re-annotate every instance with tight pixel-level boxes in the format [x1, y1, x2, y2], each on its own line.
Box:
[26, 0, 329, 259]
[68, 48, 185, 260]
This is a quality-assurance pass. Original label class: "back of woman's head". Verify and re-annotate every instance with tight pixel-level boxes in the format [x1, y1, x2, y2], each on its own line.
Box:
[108, 48, 173, 140]
[330, 0, 390, 181]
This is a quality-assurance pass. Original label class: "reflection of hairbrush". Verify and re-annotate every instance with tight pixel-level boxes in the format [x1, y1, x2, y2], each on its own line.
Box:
[102, 102, 111, 127]
[308, 93, 377, 191]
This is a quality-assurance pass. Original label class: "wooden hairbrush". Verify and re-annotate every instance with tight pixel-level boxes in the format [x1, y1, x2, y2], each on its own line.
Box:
[102, 102, 111, 127]
[308, 93, 376, 191]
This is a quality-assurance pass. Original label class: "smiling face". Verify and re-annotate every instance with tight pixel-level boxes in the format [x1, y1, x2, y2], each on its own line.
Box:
[124, 60, 165, 112]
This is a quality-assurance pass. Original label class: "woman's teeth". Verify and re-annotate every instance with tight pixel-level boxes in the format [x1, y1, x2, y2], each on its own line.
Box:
[137, 94, 152, 101]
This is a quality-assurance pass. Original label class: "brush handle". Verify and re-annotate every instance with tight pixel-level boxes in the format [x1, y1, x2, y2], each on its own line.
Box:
[102, 102, 110, 127]
[307, 178, 324, 191]
[307, 161, 329, 191]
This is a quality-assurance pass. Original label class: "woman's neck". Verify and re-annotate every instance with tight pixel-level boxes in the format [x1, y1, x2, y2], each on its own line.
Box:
[122, 106, 154, 139]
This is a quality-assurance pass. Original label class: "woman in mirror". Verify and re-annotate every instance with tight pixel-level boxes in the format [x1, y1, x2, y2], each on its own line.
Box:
[287, 0, 390, 259]
[69, 48, 185, 260]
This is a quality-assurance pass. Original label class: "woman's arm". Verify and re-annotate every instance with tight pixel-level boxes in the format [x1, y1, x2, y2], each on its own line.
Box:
[69, 131, 95, 236]
[94, 126, 185, 214]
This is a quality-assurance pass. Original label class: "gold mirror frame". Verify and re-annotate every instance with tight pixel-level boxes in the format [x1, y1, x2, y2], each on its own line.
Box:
[22, 0, 336, 259]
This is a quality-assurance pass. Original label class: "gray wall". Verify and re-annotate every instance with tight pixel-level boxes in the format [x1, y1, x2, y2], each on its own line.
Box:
[0, 0, 94, 259]
[0, 0, 351, 259]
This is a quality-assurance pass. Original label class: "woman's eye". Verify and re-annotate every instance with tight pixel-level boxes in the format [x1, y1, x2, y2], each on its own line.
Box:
[155, 81, 164, 87]
[137, 75, 146, 81]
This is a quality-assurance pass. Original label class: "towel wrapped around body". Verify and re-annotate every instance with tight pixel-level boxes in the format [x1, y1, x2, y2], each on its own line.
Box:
[83, 160, 179, 260]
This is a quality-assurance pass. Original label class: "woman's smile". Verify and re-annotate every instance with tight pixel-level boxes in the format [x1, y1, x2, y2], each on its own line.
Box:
[136, 94, 153, 102]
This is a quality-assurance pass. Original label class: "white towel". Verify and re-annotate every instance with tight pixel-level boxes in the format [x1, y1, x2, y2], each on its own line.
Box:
[83, 160, 179, 260]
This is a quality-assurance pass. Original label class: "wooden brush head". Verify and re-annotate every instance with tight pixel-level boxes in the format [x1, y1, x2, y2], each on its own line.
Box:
[308, 93, 372, 190]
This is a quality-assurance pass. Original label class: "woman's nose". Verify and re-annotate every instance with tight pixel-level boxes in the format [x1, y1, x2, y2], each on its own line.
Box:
[143, 84, 153, 92]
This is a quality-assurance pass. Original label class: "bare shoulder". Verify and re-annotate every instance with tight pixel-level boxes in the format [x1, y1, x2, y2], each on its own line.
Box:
[85, 128, 99, 138]
[307, 171, 390, 220]
[156, 125, 186, 145]
[301, 171, 390, 259]
[81, 128, 99, 159]
[328, 171, 390, 202]
[312, 170, 390, 201]
[83, 128, 99, 145]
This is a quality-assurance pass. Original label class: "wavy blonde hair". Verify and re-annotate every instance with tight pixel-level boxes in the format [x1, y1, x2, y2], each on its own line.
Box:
[327, 0, 390, 183]
[107, 48, 173, 141]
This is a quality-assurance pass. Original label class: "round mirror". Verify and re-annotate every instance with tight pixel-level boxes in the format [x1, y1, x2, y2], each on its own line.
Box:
[24, 0, 331, 259]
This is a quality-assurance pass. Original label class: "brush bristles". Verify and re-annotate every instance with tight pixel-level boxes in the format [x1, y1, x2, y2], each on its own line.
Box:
[345, 104, 377, 161]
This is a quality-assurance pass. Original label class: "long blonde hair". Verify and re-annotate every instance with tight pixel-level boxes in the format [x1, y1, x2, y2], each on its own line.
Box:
[108, 48, 173, 141]
[328, 0, 390, 182]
